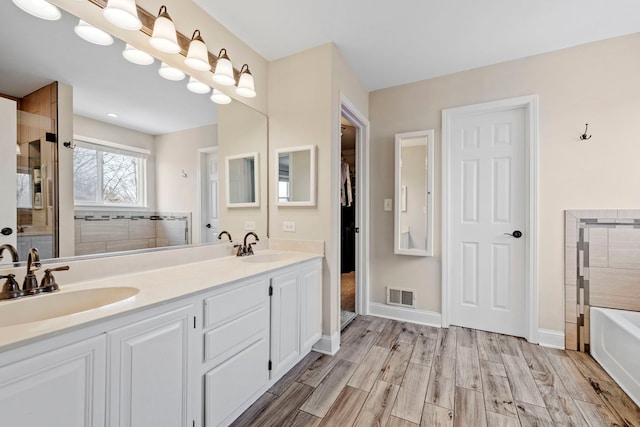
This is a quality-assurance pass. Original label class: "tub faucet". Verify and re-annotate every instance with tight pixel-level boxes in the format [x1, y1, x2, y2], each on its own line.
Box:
[22, 248, 42, 295]
[0, 244, 19, 264]
[218, 231, 232, 243]
[243, 232, 259, 256]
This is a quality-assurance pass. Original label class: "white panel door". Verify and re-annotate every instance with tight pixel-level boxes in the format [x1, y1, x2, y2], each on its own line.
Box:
[450, 108, 526, 337]
[0, 97, 17, 252]
[204, 151, 219, 243]
[108, 305, 194, 427]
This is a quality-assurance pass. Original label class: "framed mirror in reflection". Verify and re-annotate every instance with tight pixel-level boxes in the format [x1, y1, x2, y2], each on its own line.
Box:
[226, 153, 259, 207]
[0, 1, 268, 266]
[394, 130, 434, 256]
[276, 145, 316, 206]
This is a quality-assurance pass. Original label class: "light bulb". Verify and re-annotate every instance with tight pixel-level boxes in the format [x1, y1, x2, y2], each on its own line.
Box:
[212, 49, 235, 86]
[187, 77, 210, 94]
[74, 20, 114, 46]
[11, 0, 61, 21]
[103, 0, 142, 31]
[149, 6, 180, 54]
[158, 62, 185, 81]
[211, 89, 231, 105]
[122, 44, 155, 65]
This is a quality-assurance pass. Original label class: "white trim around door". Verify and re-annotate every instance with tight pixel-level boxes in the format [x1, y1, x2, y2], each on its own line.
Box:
[441, 95, 539, 343]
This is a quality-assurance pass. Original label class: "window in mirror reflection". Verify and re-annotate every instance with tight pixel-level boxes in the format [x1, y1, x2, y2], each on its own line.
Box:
[73, 140, 148, 207]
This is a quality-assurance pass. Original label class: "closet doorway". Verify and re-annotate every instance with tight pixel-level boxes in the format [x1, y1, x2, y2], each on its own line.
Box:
[340, 117, 357, 329]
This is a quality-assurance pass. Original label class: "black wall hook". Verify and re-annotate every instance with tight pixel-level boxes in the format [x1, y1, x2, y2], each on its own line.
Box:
[579, 123, 592, 140]
[63, 141, 76, 149]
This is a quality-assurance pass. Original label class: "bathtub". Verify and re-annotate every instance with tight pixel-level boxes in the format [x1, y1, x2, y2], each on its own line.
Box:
[590, 307, 640, 407]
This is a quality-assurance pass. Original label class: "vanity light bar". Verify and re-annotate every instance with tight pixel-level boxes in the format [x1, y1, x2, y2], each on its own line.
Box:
[85, 0, 255, 99]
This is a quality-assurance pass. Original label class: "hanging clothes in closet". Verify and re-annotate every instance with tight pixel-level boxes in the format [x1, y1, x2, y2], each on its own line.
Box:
[341, 158, 356, 273]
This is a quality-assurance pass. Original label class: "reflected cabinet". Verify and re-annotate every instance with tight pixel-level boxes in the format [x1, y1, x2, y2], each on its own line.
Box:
[394, 130, 434, 256]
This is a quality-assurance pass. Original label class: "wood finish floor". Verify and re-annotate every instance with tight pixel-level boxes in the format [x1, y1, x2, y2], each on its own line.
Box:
[232, 316, 640, 427]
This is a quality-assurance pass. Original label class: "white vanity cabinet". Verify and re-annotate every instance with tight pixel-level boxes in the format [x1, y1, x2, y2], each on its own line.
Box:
[107, 305, 195, 427]
[201, 277, 270, 427]
[270, 260, 322, 379]
[0, 335, 107, 427]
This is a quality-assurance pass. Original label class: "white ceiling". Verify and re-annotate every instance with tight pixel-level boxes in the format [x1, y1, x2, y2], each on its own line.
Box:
[0, 1, 218, 135]
[194, 0, 640, 91]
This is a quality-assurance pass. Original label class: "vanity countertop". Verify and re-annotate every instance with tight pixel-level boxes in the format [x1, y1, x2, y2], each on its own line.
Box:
[0, 250, 322, 352]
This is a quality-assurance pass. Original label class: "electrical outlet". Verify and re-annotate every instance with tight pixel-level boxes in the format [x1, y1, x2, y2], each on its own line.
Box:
[244, 221, 256, 231]
[282, 221, 296, 232]
[384, 199, 392, 211]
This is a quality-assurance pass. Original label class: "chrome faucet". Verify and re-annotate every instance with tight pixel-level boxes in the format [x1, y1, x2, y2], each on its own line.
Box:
[218, 231, 232, 243]
[243, 232, 259, 256]
[0, 244, 19, 264]
[22, 248, 42, 295]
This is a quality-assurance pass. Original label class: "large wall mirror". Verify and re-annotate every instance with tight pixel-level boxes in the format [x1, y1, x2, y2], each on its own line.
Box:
[0, 1, 268, 265]
[394, 130, 434, 256]
[276, 145, 316, 206]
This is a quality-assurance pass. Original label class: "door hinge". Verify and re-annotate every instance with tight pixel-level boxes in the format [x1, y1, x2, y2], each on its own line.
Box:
[268, 360, 272, 371]
[355, 227, 360, 233]
[193, 420, 196, 427]
[193, 316, 197, 329]
[268, 285, 273, 296]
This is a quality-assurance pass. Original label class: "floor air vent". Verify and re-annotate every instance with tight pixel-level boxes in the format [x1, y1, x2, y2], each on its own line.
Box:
[386, 287, 416, 308]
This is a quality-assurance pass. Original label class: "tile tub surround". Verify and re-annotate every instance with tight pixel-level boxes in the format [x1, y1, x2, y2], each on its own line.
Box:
[74, 210, 192, 256]
[565, 210, 640, 351]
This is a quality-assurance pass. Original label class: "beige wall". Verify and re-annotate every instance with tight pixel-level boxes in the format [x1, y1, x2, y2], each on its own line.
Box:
[218, 102, 268, 240]
[155, 124, 217, 244]
[370, 33, 640, 332]
[269, 43, 369, 341]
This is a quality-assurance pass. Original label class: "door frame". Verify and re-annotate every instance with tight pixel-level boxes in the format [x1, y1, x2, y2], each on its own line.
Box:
[441, 95, 539, 343]
[196, 146, 218, 245]
[336, 95, 370, 323]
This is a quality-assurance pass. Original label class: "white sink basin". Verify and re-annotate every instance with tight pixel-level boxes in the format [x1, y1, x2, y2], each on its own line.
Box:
[0, 287, 139, 327]
[241, 253, 293, 264]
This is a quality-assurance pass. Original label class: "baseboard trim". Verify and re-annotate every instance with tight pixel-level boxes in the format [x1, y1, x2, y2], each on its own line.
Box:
[538, 328, 565, 349]
[369, 302, 442, 327]
[312, 332, 340, 355]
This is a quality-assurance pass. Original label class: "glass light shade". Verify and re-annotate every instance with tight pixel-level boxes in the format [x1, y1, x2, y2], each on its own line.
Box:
[74, 20, 114, 46]
[187, 77, 210, 94]
[103, 0, 142, 30]
[158, 62, 185, 81]
[12, 0, 61, 21]
[150, 6, 180, 54]
[211, 89, 231, 105]
[122, 44, 154, 65]
[236, 65, 256, 98]
[185, 30, 210, 71]
[212, 49, 235, 86]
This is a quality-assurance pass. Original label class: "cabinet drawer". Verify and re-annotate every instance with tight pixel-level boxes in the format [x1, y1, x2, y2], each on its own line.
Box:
[203, 278, 268, 330]
[205, 338, 269, 427]
[204, 305, 267, 366]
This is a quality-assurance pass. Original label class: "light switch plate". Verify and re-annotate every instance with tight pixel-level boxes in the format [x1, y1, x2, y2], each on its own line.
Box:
[244, 221, 256, 231]
[283, 221, 296, 232]
[384, 199, 392, 211]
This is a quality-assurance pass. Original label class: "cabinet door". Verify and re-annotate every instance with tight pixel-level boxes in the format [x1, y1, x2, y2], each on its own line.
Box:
[108, 305, 194, 427]
[0, 335, 106, 427]
[300, 261, 323, 352]
[270, 270, 301, 378]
